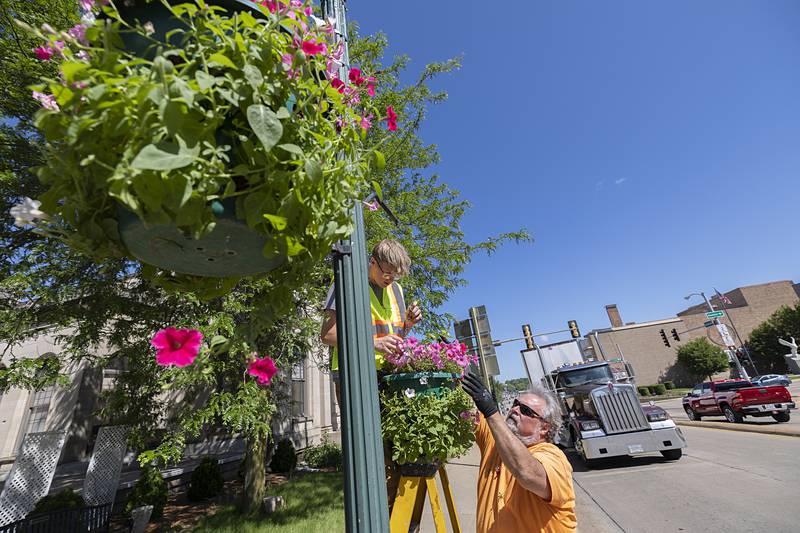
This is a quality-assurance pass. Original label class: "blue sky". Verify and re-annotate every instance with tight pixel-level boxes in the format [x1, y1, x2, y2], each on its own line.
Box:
[351, 0, 800, 380]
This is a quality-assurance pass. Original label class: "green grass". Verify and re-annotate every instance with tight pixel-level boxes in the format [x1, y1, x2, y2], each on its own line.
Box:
[195, 472, 344, 533]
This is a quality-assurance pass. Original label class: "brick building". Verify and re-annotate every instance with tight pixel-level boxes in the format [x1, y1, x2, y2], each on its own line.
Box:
[584, 280, 800, 387]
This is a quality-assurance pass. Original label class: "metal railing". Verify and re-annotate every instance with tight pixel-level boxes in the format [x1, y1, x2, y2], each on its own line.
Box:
[0, 503, 112, 533]
[591, 385, 650, 434]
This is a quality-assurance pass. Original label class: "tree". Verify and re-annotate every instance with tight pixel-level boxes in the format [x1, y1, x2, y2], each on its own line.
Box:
[503, 378, 531, 393]
[746, 303, 800, 373]
[1, 3, 530, 514]
[676, 338, 729, 381]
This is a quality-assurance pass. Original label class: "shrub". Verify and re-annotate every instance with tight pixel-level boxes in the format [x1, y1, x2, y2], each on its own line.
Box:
[30, 489, 85, 516]
[663, 381, 675, 390]
[652, 384, 667, 395]
[270, 439, 297, 474]
[187, 457, 224, 502]
[125, 462, 168, 520]
[637, 386, 650, 397]
[304, 440, 343, 470]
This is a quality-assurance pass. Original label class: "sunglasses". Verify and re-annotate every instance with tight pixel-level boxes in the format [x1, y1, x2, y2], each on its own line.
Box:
[513, 399, 543, 421]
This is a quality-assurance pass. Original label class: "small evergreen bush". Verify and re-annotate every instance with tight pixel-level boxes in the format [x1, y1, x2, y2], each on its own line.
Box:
[30, 489, 85, 516]
[125, 462, 168, 519]
[187, 457, 224, 502]
[652, 384, 667, 395]
[304, 440, 343, 470]
[270, 439, 297, 474]
[637, 386, 650, 396]
[663, 381, 675, 390]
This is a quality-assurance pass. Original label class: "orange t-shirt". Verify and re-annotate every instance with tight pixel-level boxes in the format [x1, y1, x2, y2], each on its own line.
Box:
[475, 416, 577, 532]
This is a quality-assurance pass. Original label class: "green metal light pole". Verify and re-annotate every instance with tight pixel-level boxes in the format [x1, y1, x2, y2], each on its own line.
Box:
[322, 0, 390, 531]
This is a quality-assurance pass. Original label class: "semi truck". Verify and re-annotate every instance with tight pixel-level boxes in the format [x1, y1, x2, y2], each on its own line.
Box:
[544, 360, 686, 464]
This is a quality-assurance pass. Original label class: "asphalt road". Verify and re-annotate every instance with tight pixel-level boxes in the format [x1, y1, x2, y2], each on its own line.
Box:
[657, 379, 800, 433]
[569, 425, 800, 532]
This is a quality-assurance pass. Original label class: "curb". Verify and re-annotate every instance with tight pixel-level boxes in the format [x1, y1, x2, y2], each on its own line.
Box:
[675, 420, 800, 438]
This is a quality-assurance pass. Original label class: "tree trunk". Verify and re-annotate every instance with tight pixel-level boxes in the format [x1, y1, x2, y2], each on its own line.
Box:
[241, 434, 268, 513]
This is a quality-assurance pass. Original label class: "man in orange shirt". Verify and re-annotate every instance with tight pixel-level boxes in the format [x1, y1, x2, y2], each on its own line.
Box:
[462, 373, 577, 532]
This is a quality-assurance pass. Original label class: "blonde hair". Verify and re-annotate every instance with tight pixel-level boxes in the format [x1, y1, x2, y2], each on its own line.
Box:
[371, 239, 411, 277]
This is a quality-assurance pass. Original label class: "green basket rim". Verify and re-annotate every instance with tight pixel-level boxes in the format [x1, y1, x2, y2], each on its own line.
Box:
[381, 372, 460, 382]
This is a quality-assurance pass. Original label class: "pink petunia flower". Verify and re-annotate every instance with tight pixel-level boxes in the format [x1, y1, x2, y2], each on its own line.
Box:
[301, 40, 327, 56]
[76, 50, 90, 61]
[53, 41, 66, 57]
[366, 76, 376, 97]
[347, 67, 364, 85]
[34, 47, 53, 61]
[79, 0, 94, 10]
[248, 355, 278, 386]
[151, 327, 203, 367]
[67, 24, 88, 44]
[31, 91, 59, 111]
[363, 199, 379, 211]
[331, 77, 345, 93]
[385, 106, 397, 131]
[281, 53, 293, 68]
[360, 115, 373, 130]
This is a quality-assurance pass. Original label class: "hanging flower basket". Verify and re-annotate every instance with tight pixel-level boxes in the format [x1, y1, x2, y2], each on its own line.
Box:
[380, 338, 480, 466]
[381, 372, 459, 399]
[19, 0, 391, 291]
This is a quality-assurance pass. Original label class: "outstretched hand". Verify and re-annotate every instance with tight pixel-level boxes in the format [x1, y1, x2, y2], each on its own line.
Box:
[461, 372, 498, 418]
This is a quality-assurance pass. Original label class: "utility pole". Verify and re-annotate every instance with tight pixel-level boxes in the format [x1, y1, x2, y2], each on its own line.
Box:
[323, 0, 389, 531]
[689, 291, 749, 380]
[713, 288, 758, 375]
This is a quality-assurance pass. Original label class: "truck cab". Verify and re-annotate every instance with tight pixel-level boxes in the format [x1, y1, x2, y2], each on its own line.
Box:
[549, 360, 687, 464]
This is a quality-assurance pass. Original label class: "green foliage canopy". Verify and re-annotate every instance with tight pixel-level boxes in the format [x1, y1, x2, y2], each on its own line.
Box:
[746, 302, 800, 373]
[676, 337, 729, 381]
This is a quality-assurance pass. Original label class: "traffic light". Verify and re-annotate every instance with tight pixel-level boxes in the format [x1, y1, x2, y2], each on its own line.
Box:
[671, 328, 680, 342]
[567, 320, 580, 339]
[522, 324, 535, 350]
[659, 329, 671, 347]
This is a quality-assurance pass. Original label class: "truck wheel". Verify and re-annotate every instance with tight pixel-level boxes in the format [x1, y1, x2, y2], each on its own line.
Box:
[684, 406, 701, 421]
[575, 439, 596, 468]
[722, 405, 743, 423]
[660, 449, 682, 460]
[772, 412, 790, 423]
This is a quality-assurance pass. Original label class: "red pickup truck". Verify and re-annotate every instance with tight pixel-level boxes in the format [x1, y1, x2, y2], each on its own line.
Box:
[682, 379, 795, 423]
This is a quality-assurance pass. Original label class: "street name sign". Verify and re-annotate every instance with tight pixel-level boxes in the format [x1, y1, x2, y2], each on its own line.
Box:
[703, 320, 714, 328]
[705, 311, 725, 319]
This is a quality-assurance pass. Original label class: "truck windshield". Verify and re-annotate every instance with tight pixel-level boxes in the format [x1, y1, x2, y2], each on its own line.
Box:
[714, 381, 753, 392]
[557, 365, 614, 387]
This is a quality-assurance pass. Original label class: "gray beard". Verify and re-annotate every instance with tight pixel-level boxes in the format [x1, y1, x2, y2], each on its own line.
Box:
[506, 415, 537, 446]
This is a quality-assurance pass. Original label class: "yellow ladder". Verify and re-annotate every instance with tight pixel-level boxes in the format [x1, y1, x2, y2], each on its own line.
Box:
[389, 466, 461, 533]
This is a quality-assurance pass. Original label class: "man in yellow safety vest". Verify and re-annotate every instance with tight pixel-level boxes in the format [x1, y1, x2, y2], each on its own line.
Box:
[320, 238, 422, 509]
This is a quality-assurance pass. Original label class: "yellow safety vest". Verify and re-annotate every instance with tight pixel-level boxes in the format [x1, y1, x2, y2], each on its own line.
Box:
[331, 282, 407, 371]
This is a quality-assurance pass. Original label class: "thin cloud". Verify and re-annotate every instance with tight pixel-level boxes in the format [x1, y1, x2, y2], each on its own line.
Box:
[595, 181, 604, 191]
[614, 178, 627, 185]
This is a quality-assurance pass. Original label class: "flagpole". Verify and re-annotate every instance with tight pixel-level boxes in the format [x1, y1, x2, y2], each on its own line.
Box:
[713, 288, 759, 375]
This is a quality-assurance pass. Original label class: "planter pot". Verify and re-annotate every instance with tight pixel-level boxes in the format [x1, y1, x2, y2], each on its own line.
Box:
[113, 0, 263, 58]
[381, 372, 459, 398]
[398, 461, 440, 478]
[118, 199, 284, 277]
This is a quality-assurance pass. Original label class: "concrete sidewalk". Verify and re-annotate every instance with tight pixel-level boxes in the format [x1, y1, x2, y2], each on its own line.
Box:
[418, 445, 621, 532]
[675, 419, 800, 437]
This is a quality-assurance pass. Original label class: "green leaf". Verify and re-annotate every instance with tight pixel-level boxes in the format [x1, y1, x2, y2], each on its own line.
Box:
[195, 71, 216, 91]
[263, 214, 287, 230]
[243, 64, 263, 89]
[277, 143, 303, 156]
[372, 150, 386, 172]
[246, 105, 283, 152]
[208, 53, 237, 69]
[304, 159, 322, 182]
[372, 180, 383, 200]
[61, 61, 88, 83]
[276, 107, 291, 119]
[131, 142, 196, 170]
[285, 236, 305, 256]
